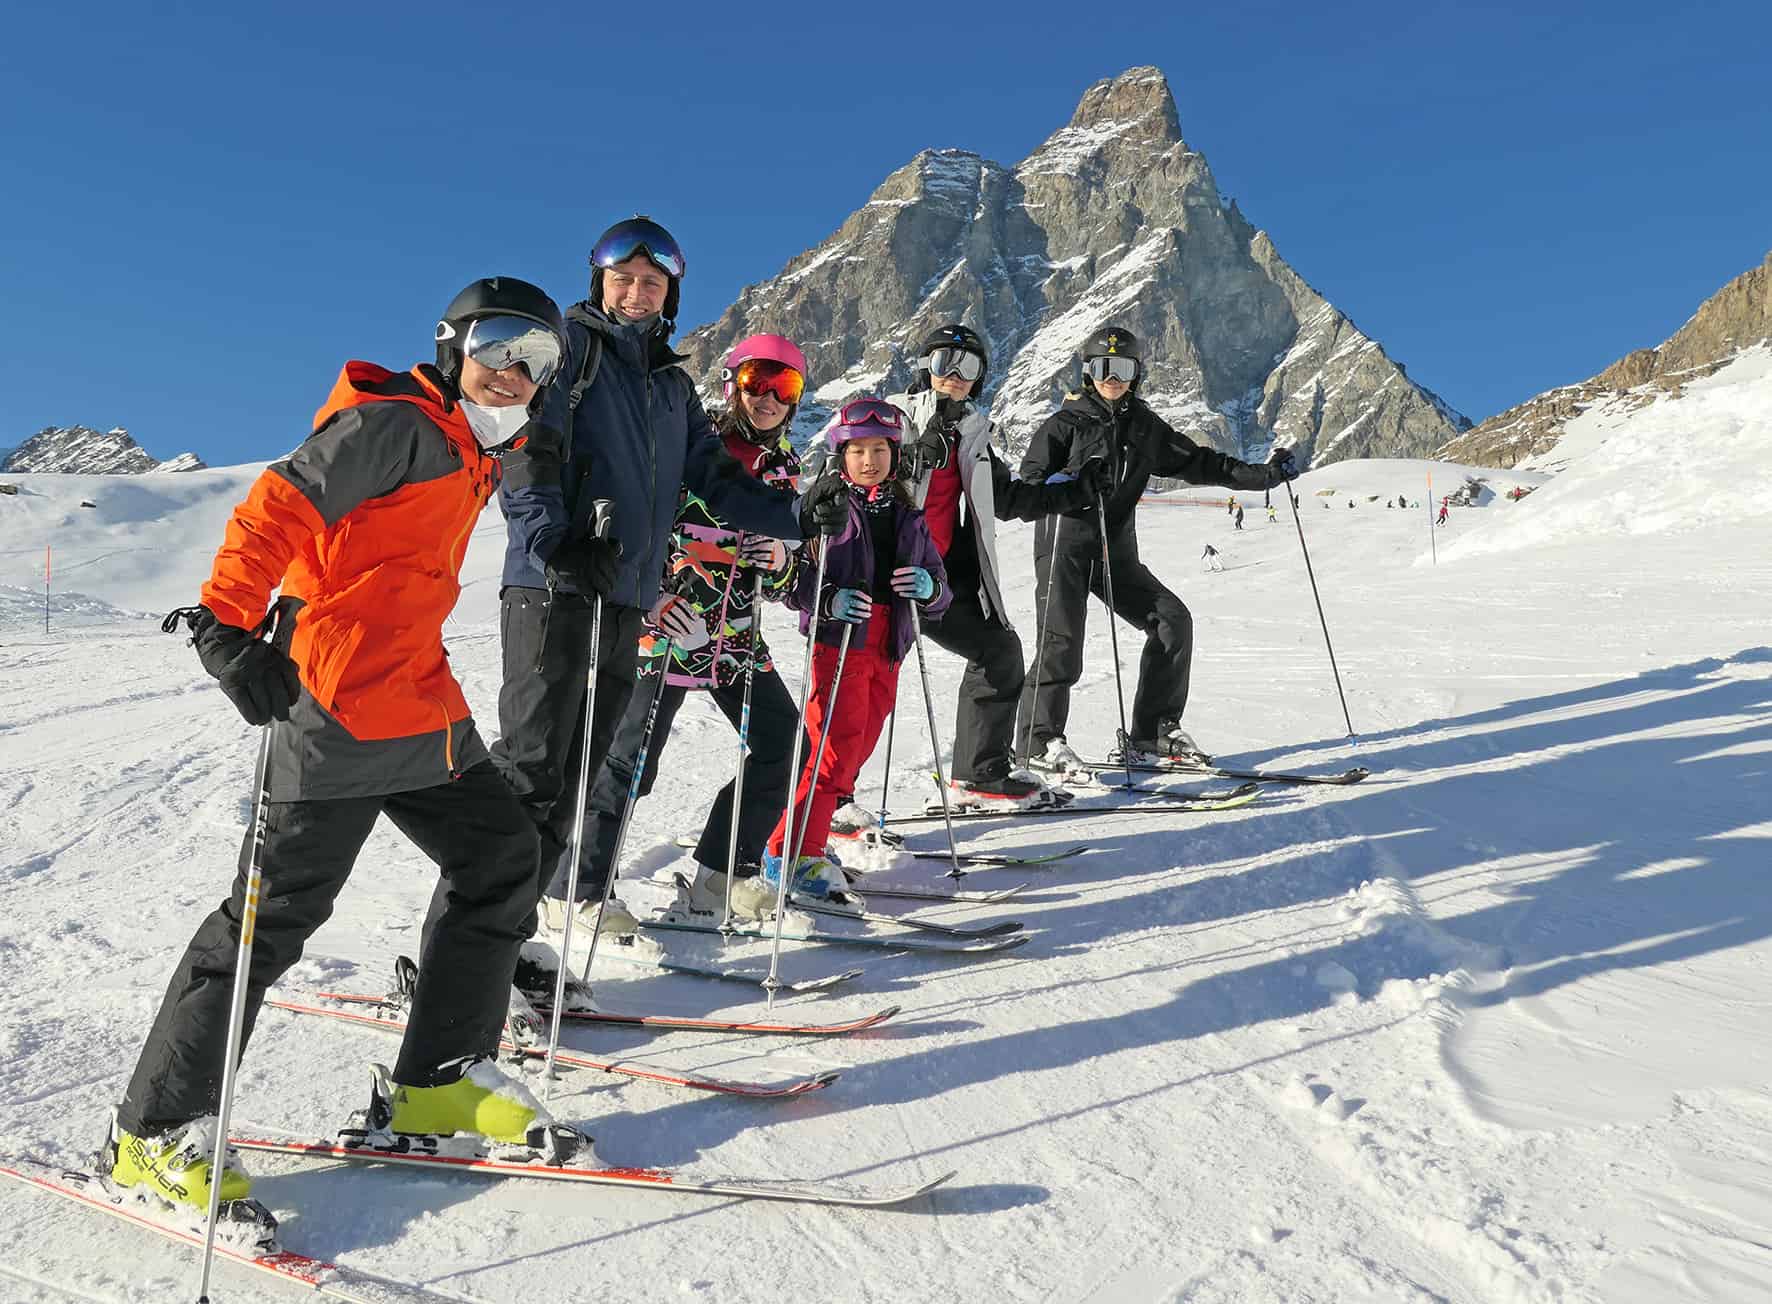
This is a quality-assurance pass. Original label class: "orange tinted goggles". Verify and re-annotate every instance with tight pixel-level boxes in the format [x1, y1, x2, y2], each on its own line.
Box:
[735, 358, 805, 405]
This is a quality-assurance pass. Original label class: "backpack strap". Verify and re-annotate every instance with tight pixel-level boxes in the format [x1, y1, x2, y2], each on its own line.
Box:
[566, 331, 604, 416]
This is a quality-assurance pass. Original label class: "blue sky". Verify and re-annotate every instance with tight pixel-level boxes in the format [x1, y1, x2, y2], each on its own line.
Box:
[5, 1, 1769, 465]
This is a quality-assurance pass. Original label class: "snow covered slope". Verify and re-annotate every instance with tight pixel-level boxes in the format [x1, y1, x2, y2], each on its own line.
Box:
[0, 410, 1768, 1301]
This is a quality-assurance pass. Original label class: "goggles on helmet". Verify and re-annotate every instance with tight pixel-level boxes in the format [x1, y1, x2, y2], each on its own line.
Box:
[732, 358, 805, 406]
[448, 315, 563, 385]
[1086, 355, 1139, 385]
[591, 217, 687, 279]
[835, 398, 904, 433]
[924, 346, 985, 383]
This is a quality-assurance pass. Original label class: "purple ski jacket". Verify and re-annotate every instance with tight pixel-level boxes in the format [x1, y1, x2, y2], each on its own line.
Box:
[786, 492, 950, 663]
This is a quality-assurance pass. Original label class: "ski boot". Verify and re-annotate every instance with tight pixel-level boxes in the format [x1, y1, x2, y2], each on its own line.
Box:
[538, 891, 639, 939]
[106, 1111, 255, 1211]
[358, 1061, 594, 1166]
[510, 940, 597, 1015]
[760, 851, 851, 901]
[1029, 737, 1092, 784]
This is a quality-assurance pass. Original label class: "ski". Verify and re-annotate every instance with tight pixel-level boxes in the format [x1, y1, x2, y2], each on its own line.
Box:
[641, 914, 1031, 956]
[1090, 758, 1371, 786]
[886, 784, 1261, 825]
[791, 896, 1024, 939]
[297, 985, 900, 1041]
[229, 1128, 951, 1208]
[839, 880, 1033, 904]
[0, 1154, 445, 1303]
[263, 997, 838, 1098]
[905, 842, 1088, 866]
[597, 948, 865, 993]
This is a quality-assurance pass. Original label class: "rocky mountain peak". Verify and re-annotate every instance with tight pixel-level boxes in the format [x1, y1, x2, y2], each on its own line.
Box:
[680, 66, 1467, 467]
[1439, 250, 1772, 469]
[1, 426, 205, 475]
[1063, 66, 1184, 145]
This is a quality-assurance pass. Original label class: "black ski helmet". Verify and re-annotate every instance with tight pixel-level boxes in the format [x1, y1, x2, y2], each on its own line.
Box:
[589, 215, 685, 323]
[1080, 325, 1142, 392]
[915, 323, 989, 391]
[434, 277, 566, 384]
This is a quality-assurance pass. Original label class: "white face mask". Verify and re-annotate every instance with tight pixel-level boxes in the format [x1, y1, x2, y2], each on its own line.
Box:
[460, 400, 531, 450]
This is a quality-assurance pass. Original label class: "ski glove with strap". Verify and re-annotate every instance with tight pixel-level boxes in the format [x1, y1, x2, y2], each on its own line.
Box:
[905, 419, 952, 476]
[737, 534, 790, 573]
[825, 588, 873, 624]
[890, 566, 936, 602]
[1268, 446, 1300, 483]
[648, 593, 711, 651]
[190, 606, 302, 726]
[545, 535, 621, 597]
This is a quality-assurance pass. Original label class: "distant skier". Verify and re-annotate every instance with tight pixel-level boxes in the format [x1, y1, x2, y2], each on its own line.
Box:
[1227, 495, 1237, 518]
[1234, 504, 1245, 530]
[1437, 501, 1449, 526]
[1266, 504, 1277, 523]
[1202, 544, 1223, 572]
[1019, 325, 1295, 767]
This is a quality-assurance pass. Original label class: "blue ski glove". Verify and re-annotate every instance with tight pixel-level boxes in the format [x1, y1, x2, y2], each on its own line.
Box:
[826, 588, 873, 624]
[890, 566, 936, 601]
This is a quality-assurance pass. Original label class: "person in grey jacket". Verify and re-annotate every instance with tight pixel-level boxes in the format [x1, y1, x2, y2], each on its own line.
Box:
[491, 216, 841, 951]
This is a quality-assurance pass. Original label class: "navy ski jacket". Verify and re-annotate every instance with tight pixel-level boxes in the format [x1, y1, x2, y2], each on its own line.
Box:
[497, 303, 803, 610]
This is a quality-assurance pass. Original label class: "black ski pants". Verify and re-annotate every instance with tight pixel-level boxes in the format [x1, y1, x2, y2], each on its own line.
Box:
[118, 761, 537, 1135]
[918, 590, 1026, 782]
[489, 587, 643, 905]
[1023, 516, 1194, 750]
[576, 665, 800, 894]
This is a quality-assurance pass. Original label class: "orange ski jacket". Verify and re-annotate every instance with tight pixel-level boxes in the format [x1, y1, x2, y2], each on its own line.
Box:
[201, 362, 501, 799]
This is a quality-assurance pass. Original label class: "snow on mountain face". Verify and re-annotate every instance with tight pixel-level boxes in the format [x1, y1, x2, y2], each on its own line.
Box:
[1440, 250, 1772, 470]
[0, 425, 205, 475]
[1438, 344, 1772, 562]
[681, 66, 1469, 467]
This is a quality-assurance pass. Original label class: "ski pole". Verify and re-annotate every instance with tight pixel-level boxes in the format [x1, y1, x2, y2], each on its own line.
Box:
[763, 536, 830, 1007]
[719, 568, 768, 934]
[1095, 491, 1135, 789]
[1427, 470, 1437, 566]
[1019, 512, 1064, 768]
[786, 621, 853, 873]
[875, 708, 895, 833]
[1284, 474, 1355, 737]
[578, 642, 674, 986]
[545, 500, 613, 1084]
[195, 601, 292, 1304]
[910, 606, 965, 879]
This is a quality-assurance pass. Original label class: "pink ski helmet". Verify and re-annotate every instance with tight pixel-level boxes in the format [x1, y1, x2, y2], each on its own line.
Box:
[721, 333, 809, 401]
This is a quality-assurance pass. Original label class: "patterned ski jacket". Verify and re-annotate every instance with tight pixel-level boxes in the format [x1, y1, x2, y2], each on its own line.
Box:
[638, 414, 800, 688]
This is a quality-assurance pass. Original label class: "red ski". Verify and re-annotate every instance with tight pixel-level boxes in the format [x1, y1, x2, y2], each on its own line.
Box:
[264, 997, 838, 1099]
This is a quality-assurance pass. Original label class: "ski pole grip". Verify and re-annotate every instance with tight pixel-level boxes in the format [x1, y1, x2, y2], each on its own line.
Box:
[590, 498, 615, 541]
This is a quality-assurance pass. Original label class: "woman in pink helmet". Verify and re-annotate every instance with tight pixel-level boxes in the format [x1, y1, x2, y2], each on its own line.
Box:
[572, 334, 812, 925]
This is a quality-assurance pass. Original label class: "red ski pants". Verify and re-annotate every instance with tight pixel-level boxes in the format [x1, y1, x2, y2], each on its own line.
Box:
[768, 616, 901, 861]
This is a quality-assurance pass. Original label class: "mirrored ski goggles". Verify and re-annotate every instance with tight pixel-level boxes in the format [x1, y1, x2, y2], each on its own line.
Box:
[732, 358, 805, 405]
[452, 315, 563, 385]
[924, 346, 985, 382]
[1086, 355, 1139, 385]
[591, 217, 687, 279]
[835, 398, 904, 433]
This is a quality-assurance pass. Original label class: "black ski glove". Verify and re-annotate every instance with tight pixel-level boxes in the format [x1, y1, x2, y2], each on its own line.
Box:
[798, 471, 850, 537]
[1268, 446, 1300, 484]
[905, 418, 952, 476]
[545, 535, 622, 596]
[190, 606, 302, 726]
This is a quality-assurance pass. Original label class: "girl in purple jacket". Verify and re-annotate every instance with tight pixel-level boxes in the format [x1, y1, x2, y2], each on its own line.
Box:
[762, 400, 951, 896]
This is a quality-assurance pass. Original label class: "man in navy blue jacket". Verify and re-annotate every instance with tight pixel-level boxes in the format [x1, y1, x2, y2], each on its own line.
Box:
[493, 217, 837, 969]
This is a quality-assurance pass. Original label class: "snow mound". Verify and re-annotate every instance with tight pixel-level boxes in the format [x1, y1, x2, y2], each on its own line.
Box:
[1441, 345, 1772, 560]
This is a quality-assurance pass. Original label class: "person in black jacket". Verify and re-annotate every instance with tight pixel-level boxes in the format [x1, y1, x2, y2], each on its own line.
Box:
[491, 217, 839, 969]
[1018, 326, 1294, 767]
